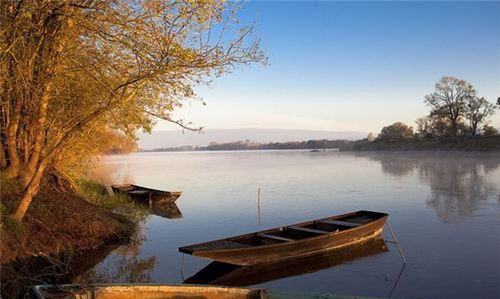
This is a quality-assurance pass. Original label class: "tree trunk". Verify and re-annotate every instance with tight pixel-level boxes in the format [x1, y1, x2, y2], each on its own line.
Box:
[0, 143, 7, 168]
[471, 123, 477, 136]
[3, 108, 22, 178]
[12, 158, 49, 221]
[20, 78, 53, 187]
[450, 118, 458, 137]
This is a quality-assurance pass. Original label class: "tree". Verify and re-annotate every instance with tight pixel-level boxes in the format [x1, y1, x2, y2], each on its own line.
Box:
[465, 97, 497, 136]
[482, 125, 498, 136]
[377, 122, 414, 142]
[366, 132, 376, 142]
[416, 115, 451, 138]
[415, 116, 433, 138]
[424, 76, 476, 136]
[1, 0, 265, 221]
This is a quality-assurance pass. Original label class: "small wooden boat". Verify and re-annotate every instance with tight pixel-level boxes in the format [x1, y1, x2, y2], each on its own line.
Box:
[111, 184, 182, 204]
[32, 284, 263, 299]
[32, 284, 390, 299]
[185, 237, 388, 286]
[179, 210, 388, 266]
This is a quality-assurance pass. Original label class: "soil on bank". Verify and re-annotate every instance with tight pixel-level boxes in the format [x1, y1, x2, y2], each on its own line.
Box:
[0, 184, 133, 265]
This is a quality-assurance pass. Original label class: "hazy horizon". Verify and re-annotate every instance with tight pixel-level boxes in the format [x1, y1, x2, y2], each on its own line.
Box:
[137, 128, 367, 149]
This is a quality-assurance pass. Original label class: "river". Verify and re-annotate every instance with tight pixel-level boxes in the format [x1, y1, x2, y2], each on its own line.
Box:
[78, 150, 499, 299]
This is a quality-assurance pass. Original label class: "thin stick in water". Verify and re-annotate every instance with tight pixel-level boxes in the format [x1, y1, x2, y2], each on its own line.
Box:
[257, 187, 261, 225]
[386, 221, 407, 264]
[389, 263, 406, 297]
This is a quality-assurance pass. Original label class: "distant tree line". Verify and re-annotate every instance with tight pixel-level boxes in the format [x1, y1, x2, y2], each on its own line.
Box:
[143, 139, 353, 152]
[375, 76, 498, 143]
[206, 139, 353, 150]
[145, 76, 499, 153]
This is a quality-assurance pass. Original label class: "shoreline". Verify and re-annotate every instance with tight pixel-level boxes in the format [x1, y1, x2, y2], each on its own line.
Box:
[0, 183, 135, 298]
[137, 136, 500, 153]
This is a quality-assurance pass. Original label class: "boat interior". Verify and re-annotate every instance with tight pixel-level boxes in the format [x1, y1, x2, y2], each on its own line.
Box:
[228, 210, 384, 247]
[112, 184, 135, 191]
[177, 211, 386, 253]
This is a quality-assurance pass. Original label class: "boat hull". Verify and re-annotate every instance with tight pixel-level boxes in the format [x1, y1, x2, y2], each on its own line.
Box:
[111, 184, 182, 204]
[32, 284, 262, 299]
[32, 284, 390, 299]
[180, 211, 388, 266]
[185, 237, 388, 286]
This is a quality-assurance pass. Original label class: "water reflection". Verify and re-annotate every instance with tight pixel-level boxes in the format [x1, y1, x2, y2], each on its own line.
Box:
[372, 152, 418, 177]
[83, 151, 499, 299]
[359, 152, 500, 222]
[0, 242, 123, 298]
[185, 238, 388, 286]
[75, 222, 157, 284]
[419, 158, 499, 223]
[151, 203, 183, 219]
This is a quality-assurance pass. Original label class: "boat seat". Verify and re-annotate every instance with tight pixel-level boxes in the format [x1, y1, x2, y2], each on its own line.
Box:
[257, 233, 294, 242]
[288, 226, 329, 235]
[320, 220, 361, 228]
[128, 190, 150, 194]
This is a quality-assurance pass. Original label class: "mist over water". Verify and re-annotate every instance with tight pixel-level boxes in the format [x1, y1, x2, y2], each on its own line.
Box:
[84, 151, 500, 299]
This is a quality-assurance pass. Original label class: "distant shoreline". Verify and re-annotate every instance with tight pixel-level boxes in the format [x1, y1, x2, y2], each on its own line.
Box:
[138, 136, 500, 153]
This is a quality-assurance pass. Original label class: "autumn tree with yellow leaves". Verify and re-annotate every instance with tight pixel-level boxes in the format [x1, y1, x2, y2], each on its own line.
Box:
[0, 0, 265, 221]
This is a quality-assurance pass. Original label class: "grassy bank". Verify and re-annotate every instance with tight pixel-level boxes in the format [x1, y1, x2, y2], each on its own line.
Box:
[0, 177, 147, 297]
[0, 179, 136, 265]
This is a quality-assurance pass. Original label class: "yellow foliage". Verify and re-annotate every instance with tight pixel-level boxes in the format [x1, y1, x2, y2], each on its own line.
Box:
[0, 0, 265, 220]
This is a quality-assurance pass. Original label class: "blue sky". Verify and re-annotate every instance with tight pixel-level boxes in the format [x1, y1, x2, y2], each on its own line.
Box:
[162, 1, 500, 133]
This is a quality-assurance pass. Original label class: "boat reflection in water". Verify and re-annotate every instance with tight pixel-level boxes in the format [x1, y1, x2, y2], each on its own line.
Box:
[185, 237, 388, 286]
[151, 203, 183, 219]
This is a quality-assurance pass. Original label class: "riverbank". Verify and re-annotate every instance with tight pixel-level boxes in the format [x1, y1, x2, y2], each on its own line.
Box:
[346, 135, 500, 151]
[140, 135, 500, 152]
[0, 179, 136, 297]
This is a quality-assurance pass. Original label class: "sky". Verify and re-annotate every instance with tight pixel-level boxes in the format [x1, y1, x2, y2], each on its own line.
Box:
[157, 1, 500, 133]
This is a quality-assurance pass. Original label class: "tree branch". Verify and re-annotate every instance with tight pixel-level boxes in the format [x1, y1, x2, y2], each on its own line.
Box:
[142, 109, 203, 132]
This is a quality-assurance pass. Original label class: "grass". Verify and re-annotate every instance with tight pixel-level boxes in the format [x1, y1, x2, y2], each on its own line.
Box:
[1, 177, 144, 264]
[76, 179, 150, 223]
[0, 176, 150, 298]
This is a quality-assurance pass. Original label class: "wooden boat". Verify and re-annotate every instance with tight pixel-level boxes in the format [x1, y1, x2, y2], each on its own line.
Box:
[111, 184, 182, 204]
[32, 284, 263, 299]
[32, 284, 390, 299]
[179, 210, 388, 266]
[185, 237, 388, 286]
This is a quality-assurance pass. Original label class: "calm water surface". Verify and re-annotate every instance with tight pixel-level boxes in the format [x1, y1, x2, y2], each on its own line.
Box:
[81, 151, 500, 299]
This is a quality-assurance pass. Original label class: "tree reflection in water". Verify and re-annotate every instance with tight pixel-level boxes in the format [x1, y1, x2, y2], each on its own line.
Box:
[75, 220, 157, 284]
[359, 152, 500, 223]
[375, 153, 419, 177]
[419, 156, 499, 222]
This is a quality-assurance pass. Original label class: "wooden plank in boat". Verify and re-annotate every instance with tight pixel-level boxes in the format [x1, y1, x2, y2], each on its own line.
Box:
[258, 234, 294, 242]
[320, 220, 361, 227]
[288, 226, 329, 235]
[129, 190, 150, 194]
